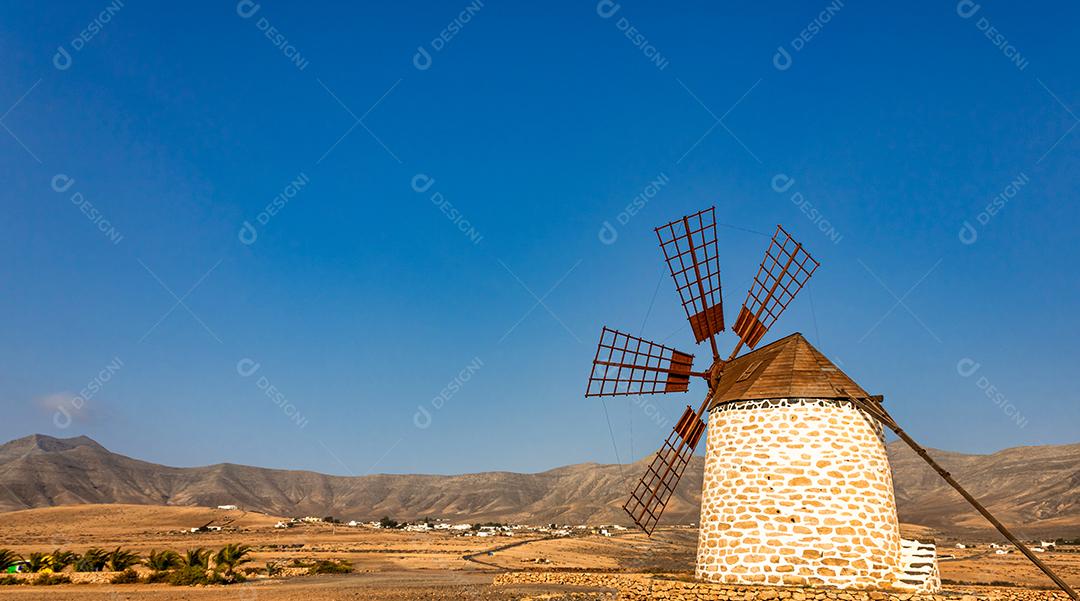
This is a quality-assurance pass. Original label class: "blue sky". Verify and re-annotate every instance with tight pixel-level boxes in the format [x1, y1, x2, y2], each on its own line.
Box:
[2, 1, 1078, 476]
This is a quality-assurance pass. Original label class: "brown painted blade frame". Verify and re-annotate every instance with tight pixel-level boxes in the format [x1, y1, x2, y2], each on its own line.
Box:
[732, 225, 819, 353]
[623, 405, 706, 535]
[656, 208, 724, 356]
[586, 327, 698, 397]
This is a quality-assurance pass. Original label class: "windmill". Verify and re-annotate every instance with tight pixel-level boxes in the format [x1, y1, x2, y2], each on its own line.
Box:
[586, 207, 819, 536]
[584, 206, 1079, 599]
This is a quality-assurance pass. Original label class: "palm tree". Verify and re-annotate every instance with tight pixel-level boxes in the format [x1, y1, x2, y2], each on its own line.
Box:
[75, 548, 109, 572]
[212, 544, 252, 579]
[0, 549, 22, 572]
[107, 547, 141, 571]
[25, 552, 52, 573]
[180, 548, 210, 569]
[145, 549, 181, 572]
[49, 550, 76, 571]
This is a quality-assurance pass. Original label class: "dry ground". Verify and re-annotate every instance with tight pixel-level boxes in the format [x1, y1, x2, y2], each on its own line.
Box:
[1, 504, 1077, 600]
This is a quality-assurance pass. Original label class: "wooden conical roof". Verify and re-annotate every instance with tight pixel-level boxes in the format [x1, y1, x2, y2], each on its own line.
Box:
[709, 332, 868, 406]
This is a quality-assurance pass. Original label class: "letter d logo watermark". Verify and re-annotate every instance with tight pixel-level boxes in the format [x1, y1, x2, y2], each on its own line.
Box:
[773, 46, 792, 71]
[53, 406, 73, 429]
[237, 0, 260, 18]
[958, 221, 978, 245]
[956, 0, 980, 19]
[238, 221, 258, 245]
[411, 173, 435, 193]
[956, 357, 981, 378]
[598, 221, 618, 245]
[771, 173, 795, 193]
[413, 406, 432, 429]
[236, 357, 261, 377]
[51, 174, 75, 193]
[413, 47, 432, 71]
[53, 46, 72, 70]
[596, 0, 620, 18]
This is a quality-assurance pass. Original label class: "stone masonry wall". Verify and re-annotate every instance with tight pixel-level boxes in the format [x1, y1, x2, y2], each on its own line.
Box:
[696, 398, 904, 590]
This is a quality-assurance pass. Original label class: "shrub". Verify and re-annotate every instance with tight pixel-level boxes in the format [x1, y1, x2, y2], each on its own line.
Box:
[265, 560, 284, 577]
[110, 569, 140, 584]
[0, 575, 20, 585]
[308, 559, 352, 575]
[146, 571, 172, 584]
[209, 570, 244, 584]
[32, 573, 71, 585]
[168, 566, 210, 586]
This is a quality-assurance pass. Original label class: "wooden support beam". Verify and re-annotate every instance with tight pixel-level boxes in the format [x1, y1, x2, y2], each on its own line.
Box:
[849, 395, 1078, 601]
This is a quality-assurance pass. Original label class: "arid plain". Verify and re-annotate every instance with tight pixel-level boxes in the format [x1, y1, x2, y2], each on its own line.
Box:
[1, 504, 1078, 600]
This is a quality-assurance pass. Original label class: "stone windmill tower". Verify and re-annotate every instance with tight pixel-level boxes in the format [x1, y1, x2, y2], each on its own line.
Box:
[585, 207, 1078, 599]
[693, 332, 908, 590]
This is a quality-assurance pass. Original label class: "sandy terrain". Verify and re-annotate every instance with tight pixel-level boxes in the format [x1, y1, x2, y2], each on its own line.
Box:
[1, 504, 1077, 600]
[937, 546, 1080, 589]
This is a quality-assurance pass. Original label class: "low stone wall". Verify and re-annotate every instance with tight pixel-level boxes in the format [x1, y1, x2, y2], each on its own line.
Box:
[3, 571, 118, 584]
[957, 589, 1073, 601]
[493, 571, 638, 590]
[493, 572, 1070, 601]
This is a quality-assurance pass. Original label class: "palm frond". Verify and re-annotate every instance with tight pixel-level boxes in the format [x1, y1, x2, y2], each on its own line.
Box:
[26, 552, 51, 573]
[146, 549, 181, 571]
[75, 548, 109, 572]
[49, 550, 77, 570]
[181, 548, 210, 569]
[212, 543, 252, 575]
[107, 547, 141, 571]
[0, 549, 22, 572]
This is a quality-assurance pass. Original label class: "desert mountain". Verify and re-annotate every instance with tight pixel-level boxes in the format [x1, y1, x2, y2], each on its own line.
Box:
[1, 434, 1078, 537]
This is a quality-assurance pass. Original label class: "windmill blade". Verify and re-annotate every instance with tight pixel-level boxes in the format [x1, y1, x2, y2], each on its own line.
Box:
[623, 406, 706, 535]
[732, 225, 820, 351]
[586, 327, 697, 397]
[656, 207, 724, 356]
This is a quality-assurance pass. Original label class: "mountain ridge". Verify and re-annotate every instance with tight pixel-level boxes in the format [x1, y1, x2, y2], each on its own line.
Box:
[2, 434, 1078, 537]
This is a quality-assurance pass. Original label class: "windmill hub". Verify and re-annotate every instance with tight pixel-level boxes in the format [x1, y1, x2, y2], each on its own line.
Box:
[705, 361, 725, 389]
